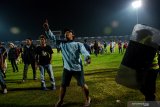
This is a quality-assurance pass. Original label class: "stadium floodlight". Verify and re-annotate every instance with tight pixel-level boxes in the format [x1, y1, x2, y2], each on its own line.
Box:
[132, 0, 142, 24]
[132, 0, 142, 9]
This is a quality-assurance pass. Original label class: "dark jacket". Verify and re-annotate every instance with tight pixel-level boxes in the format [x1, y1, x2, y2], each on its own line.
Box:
[8, 48, 18, 60]
[23, 44, 36, 64]
[84, 43, 91, 54]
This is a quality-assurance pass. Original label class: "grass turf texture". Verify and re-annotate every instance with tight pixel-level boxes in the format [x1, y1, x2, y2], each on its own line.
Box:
[0, 49, 160, 107]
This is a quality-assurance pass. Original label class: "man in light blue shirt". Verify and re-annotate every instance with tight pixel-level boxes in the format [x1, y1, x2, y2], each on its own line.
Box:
[43, 20, 91, 107]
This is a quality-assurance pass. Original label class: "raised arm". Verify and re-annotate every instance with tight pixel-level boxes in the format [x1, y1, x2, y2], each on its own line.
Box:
[43, 19, 56, 41]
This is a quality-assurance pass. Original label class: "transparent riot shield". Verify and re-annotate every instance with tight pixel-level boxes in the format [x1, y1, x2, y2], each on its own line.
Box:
[116, 24, 160, 89]
[131, 24, 160, 49]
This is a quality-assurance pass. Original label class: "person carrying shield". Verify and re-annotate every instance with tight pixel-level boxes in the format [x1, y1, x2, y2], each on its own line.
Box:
[116, 24, 160, 103]
[136, 29, 159, 101]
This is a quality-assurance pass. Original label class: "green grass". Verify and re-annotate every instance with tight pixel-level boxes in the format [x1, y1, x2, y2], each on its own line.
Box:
[0, 49, 160, 107]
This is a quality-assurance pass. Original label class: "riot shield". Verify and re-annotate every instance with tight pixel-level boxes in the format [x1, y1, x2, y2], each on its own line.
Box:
[116, 24, 160, 89]
[131, 24, 160, 49]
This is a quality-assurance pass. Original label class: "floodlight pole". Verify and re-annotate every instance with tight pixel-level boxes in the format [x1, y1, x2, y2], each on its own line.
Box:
[132, 0, 142, 24]
[136, 8, 139, 24]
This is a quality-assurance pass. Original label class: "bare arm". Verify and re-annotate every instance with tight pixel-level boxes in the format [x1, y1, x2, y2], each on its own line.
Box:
[43, 19, 56, 41]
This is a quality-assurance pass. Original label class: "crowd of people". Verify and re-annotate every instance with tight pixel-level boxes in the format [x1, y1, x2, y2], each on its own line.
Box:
[0, 21, 160, 107]
[0, 20, 92, 107]
[0, 31, 129, 95]
[0, 35, 57, 92]
[82, 39, 128, 56]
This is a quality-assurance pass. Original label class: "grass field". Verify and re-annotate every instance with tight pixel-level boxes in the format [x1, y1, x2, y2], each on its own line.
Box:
[0, 48, 160, 107]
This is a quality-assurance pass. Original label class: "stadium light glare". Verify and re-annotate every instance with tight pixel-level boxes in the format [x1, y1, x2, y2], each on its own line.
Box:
[132, 0, 142, 9]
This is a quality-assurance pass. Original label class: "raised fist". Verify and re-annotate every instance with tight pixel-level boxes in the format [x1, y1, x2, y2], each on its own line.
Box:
[43, 19, 49, 31]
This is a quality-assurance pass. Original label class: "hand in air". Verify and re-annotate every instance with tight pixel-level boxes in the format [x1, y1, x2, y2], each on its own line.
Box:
[43, 19, 49, 31]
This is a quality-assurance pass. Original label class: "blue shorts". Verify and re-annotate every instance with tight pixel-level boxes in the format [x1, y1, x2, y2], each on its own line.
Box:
[61, 69, 85, 87]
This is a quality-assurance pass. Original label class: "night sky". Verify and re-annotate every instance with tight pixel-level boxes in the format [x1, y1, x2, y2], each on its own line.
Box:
[0, 0, 160, 41]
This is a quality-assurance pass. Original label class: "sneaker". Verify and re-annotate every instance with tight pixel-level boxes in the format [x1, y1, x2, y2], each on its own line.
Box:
[84, 97, 91, 107]
[55, 100, 63, 107]
[33, 78, 37, 80]
[22, 80, 25, 83]
[51, 85, 56, 90]
[42, 87, 48, 91]
[3, 88, 7, 94]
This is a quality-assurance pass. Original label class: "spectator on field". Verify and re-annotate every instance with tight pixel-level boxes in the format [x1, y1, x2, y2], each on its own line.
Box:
[83, 39, 91, 54]
[8, 43, 19, 72]
[112, 40, 116, 53]
[0, 42, 7, 78]
[22, 38, 37, 82]
[118, 39, 122, 54]
[93, 40, 99, 56]
[123, 40, 128, 52]
[35, 35, 56, 90]
[43, 20, 91, 107]
[90, 42, 94, 54]
[103, 41, 107, 53]
[19, 44, 24, 63]
[110, 40, 114, 53]
[0, 62, 7, 94]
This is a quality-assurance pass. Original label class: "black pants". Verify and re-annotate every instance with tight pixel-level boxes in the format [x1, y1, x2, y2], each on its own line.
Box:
[23, 61, 36, 80]
[94, 49, 98, 56]
[10, 59, 18, 72]
[137, 69, 159, 101]
[119, 47, 122, 54]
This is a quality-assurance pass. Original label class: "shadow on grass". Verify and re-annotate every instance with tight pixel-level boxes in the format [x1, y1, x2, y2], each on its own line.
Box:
[84, 68, 119, 79]
[8, 87, 41, 91]
[0, 104, 54, 107]
[61, 102, 83, 107]
[85, 68, 119, 76]
[6, 79, 38, 83]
